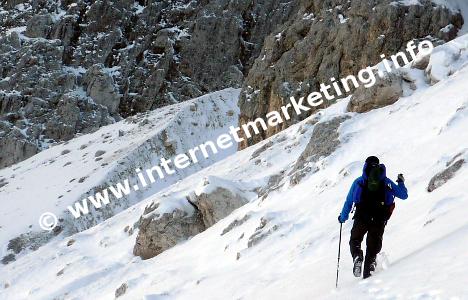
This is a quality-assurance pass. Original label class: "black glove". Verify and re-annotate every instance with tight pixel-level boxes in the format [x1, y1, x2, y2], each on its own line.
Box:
[397, 173, 405, 183]
[338, 215, 344, 223]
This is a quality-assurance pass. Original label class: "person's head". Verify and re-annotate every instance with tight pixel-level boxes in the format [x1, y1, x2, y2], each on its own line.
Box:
[364, 156, 379, 175]
[365, 156, 379, 166]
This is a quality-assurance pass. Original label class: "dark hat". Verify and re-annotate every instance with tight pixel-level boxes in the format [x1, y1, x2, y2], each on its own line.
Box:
[364, 156, 380, 176]
[365, 156, 380, 165]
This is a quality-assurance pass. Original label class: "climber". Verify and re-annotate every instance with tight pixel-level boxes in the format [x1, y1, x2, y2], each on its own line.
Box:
[338, 156, 408, 279]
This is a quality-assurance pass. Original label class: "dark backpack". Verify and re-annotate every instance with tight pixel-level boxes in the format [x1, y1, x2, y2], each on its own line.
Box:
[354, 181, 395, 222]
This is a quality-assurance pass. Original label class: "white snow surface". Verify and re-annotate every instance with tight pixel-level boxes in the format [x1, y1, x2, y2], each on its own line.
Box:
[1, 35, 468, 299]
[0, 88, 240, 249]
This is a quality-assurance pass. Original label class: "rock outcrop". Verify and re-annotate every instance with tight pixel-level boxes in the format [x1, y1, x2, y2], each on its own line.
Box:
[290, 115, 350, 184]
[0, 30, 114, 167]
[1, 230, 57, 265]
[347, 72, 403, 113]
[115, 282, 128, 298]
[84, 64, 121, 114]
[238, 0, 463, 148]
[427, 158, 465, 192]
[134, 179, 250, 259]
[247, 217, 279, 248]
[195, 186, 248, 227]
[133, 204, 206, 260]
[24, 12, 53, 38]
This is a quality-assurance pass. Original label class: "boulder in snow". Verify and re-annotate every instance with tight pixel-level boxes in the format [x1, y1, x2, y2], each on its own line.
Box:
[115, 282, 128, 298]
[134, 177, 251, 259]
[290, 116, 350, 185]
[427, 159, 465, 192]
[347, 73, 403, 113]
[133, 204, 205, 260]
[194, 185, 249, 228]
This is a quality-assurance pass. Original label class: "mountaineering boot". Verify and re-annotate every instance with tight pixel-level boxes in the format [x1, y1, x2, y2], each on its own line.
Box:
[370, 260, 376, 273]
[353, 255, 363, 277]
[363, 259, 376, 279]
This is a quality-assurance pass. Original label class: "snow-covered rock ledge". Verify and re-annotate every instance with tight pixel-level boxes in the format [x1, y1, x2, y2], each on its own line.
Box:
[0, 88, 240, 263]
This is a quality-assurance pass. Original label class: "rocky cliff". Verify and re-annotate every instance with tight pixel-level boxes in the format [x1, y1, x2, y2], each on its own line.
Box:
[237, 0, 463, 148]
[0, 0, 298, 168]
[0, 0, 464, 167]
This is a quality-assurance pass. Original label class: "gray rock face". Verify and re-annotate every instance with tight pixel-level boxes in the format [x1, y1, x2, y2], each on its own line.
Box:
[247, 217, 279, 248]
[84, 64, 121, 113]
[1, 254, 15, 265]
[221, 214, 250, 236]
[0, 0, 464, 167]
[347, 73, 403, 113]
[115, 282, 128, 298]
[290, 116, 350, 185]
[238, 0, 463, 148]
[0, 129, 38, 169]
[0, 26, 114, 168]
[1, 230, 56, 265]
[0, 0, 300, 168]
[195, 187, 248, 227]
[134, 183, 250, 259]
[427, 159, 465, 192]
[25, 12, 53, 38]
[133, 205, 205, 260]
[0, 89, 113, 168]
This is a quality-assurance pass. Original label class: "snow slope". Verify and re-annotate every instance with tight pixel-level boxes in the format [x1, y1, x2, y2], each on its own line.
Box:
[0, 88, 240, 253]
[1, 35, 468, 299]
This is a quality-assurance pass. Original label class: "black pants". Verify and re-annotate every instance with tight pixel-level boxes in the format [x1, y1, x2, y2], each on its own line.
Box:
[349, 219, 386, 276]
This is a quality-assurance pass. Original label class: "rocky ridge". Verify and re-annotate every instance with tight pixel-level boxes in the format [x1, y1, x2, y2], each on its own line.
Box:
[0, 0, 298, 167]
[238, 0, 463, 148]
[1, 0, 464, 167]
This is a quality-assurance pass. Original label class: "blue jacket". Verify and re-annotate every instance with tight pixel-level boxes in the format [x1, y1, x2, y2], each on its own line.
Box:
[339, 162, 408, 222]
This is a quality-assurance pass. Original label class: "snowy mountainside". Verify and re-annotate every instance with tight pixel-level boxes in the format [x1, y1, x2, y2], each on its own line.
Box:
[0, 88, 240, 257]
[1, 35, 468, 300]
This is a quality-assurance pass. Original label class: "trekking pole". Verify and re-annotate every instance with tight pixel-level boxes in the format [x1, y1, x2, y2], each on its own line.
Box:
[336, 223, 343, 289]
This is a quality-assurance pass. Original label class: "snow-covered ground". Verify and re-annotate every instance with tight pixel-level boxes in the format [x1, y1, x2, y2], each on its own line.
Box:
[0, 88, 240, 251]
[1, 35, 468, 300]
